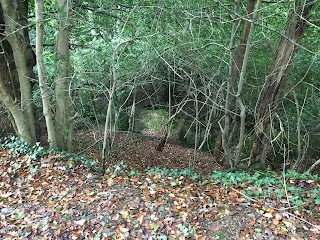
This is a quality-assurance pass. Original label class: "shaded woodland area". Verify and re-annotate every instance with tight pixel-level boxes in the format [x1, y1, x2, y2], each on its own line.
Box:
[0, 1, 320, 175]
[1, 1, 320, 239]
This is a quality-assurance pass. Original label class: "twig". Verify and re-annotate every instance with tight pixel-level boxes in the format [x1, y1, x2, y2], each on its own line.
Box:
[77, 138, 103, 154]
[230, 187, 320, 231]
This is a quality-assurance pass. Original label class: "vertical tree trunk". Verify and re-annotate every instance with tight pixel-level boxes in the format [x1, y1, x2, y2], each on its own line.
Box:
[250, 0, 314, 165]
[35, 0, 57, 148]
[214, 0, 255, 163]
[0, 0, 36, 144]
[101, 82, 115, 173]
[55, 0, 72, 151]
[233, 0, 262, 166]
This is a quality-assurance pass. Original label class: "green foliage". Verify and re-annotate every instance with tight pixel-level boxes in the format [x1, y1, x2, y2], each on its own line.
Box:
[147, 167, 199, 179]
[0, 136, 98, 169]
[129, 169, 141, 177]
[58, 151, 98, 168]
[135, 109, 168, 132]
[27, 0, 320, 171]
[210, 170, 278, 187]
[210, 170, 319, 207]
[104, 161, 127, 177]
[116, 110, 130, 131]
[213, 232, 228, 240]
[0, 136, 45, 160]
[285, 170, 319, 180]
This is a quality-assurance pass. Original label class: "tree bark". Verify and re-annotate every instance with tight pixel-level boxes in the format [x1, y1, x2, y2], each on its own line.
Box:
[233, 0, 262, 167]
[214, 0, 255, 162]
[35, 0, 57, 148]
[0, 77, 31, 141]
[250, 0, 314, 165]
[0, 0, 36, 144]
[55, 0, 72, 151]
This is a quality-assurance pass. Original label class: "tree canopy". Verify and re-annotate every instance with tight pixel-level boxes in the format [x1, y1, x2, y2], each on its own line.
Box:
[0, 0, 319, 172]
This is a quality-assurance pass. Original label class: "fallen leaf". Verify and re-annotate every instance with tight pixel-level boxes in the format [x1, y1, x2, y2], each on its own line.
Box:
[74, 219, 86, 226]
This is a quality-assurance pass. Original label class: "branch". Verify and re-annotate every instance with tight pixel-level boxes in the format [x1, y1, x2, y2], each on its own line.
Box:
[79, 5, 134, 28]
[307, 159, 320, 173]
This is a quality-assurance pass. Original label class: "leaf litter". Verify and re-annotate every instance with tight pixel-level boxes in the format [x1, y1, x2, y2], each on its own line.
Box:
[0, 137, 320, 239]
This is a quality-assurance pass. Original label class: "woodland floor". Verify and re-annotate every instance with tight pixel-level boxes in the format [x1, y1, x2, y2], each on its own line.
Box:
[0, 130, 319, 239]
[73, 130, 222, 175]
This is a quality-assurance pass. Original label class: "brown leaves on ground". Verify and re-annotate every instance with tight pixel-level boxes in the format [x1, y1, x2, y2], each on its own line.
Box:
[0, 150, 320, 239]
[74, 131, 222, 175]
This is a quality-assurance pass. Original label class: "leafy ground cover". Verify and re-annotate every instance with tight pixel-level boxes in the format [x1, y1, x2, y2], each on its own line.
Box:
[0, 136, 320, 239]
[73, 130, 221, 175]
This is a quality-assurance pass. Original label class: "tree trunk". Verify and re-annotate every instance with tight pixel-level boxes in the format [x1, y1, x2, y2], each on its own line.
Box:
[0, 79, 32, 142]
[214, 0, 255, 162]
[250, 0, 314, 165]
[233, 0, 262, 167]
[55, 0, 72, 151]
[101, 82, 115, 173]
[35, 0, 57, 148]
[0, 0, 36, 144]
[101, 45, 118, 173]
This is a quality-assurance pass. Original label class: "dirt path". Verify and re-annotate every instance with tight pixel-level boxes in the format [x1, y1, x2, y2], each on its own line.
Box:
[74, 130, 222, 175]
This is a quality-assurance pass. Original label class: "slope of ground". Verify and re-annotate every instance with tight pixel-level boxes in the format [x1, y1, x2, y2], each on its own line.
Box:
[73, 130, 222, 175]
[0, 148, 319, 239]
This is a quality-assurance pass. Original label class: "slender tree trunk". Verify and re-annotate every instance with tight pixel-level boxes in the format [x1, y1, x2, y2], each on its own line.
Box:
[55, 0, 72, 151]
[250, 0, 314, 165]
[0, 0, 36, 144]
[214, 0, 255, 162]
[35, 0, 57, 148]
[233, 0, 262, 166]
[101, 47, 118, 173]
[101, 82, 115, 173]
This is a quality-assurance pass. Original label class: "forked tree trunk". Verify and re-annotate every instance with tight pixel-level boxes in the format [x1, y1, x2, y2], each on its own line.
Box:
[101, 82, 115, 173]
[214, 0, 256, 162]
[101, 47, 118, 173]
[0, 0, 36, 144]
[233, 0, 262, 167]
[250, 0, 314, 165]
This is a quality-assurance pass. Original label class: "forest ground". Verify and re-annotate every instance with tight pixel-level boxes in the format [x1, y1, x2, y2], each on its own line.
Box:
[73, 130, 222, 175]
[0, 131, 319, 239]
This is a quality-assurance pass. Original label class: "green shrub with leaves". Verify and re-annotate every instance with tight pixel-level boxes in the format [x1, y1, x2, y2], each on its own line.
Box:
[0, 136, 45, 160]
[0, 136, 99, 169]
[210, 169, 320, 206]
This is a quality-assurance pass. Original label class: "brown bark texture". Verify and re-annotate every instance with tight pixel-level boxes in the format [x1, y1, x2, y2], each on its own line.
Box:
[214, 0, 256, 161]
[54, 0, 72, 150]
[250, 0, 314, 164]
[0, 0, 36, 143]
